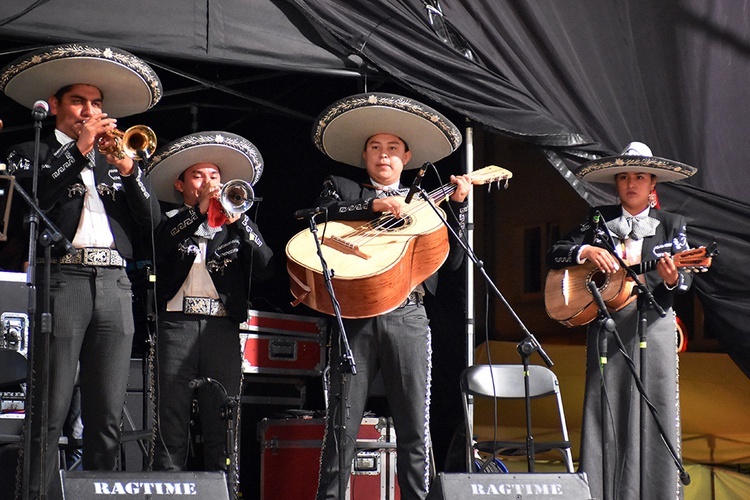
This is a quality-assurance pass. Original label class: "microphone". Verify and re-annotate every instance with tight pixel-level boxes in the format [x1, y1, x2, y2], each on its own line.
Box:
[32, 100, 49, 121]
[588, 281, 616, 332]
[680, 470, 691, 486]
[591, 210, 607, 230]
[404, 162, 429, 204]
[294, 206, 328, 220]
[188, 377, 213, 389]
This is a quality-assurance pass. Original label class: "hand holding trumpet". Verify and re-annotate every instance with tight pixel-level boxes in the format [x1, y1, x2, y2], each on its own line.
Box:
[76, 113, 135, 176]
[199, 179, 243, 227]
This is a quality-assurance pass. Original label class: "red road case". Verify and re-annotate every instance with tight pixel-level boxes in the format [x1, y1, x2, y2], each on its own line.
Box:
[258, 417, 400, 500]
[241, 309, 327, 376]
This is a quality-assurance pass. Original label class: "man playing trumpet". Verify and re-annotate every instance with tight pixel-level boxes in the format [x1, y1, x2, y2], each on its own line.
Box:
[1, 43, 162, 498]
[145, 132, 273, 486]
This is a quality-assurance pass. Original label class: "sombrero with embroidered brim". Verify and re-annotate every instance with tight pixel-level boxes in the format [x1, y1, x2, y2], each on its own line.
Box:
[312, 93, 462, 170]
[575, 141, 697, 183]
[146, 131, 264, 204]
[0, 43, 162, 117]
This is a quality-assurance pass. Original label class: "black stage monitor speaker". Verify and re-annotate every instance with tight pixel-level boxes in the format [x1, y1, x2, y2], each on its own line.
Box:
[427, 472, 593, 500]
[62, 470, 230, 499]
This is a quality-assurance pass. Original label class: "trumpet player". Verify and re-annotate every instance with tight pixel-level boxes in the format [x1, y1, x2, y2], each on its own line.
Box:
[145, 132, 273, 481]
[1, 43, 162, 499]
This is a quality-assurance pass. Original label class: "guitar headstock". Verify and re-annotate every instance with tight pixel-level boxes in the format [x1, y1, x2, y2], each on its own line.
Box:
[470, 165, 513, 188]
[674, 242, 718, 272]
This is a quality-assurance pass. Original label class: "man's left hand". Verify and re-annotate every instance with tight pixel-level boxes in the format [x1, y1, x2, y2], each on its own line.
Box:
[449, 174, 472, 202]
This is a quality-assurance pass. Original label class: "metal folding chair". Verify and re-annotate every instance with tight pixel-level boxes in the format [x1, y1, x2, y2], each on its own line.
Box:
[460, 364, 575, 473]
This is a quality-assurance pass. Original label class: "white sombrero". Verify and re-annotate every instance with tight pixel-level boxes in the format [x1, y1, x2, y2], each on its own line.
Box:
[312, 93, 462, 170]
[146, 131, 264, 204]
[576, 141, 697, 183]
[0, 43, 162, 117]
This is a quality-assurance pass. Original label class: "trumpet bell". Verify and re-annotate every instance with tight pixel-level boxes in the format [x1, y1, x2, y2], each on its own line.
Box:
[220, 179, 255, 215]
[98, 125, 157, 160]
[122, 125, 157, 160]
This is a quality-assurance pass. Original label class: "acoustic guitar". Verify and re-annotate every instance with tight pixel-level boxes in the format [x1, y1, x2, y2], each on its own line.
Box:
[286, 165, 512, 318]
[544, 243, 716, 327]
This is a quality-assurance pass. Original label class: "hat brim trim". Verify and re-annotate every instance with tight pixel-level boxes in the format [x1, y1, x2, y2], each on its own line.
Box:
[313, 93, 461, 169]
[147, 132, 263, 204]
[576, 155, 697, 183]
[0, 44, 161, 117]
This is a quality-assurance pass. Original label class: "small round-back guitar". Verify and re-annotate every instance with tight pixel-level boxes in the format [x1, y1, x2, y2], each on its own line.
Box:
[544, 243, 717, 327]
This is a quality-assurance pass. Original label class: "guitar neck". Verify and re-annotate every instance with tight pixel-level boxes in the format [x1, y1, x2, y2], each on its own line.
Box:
[629, 260, 657, 275]
[425, 183, 458, 204]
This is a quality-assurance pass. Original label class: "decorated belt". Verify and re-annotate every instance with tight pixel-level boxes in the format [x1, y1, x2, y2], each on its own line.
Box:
[399, 290, 424, 307]
[40, 247, 125, 267]
[183, 296, 229, 317]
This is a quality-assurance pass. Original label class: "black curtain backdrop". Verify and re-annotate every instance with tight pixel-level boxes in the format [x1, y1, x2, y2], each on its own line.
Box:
[1, 0, 748, 436]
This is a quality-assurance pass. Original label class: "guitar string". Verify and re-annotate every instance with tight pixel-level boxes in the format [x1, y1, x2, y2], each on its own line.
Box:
[321, 167, 507, 248]
[337, 184, 456, 247]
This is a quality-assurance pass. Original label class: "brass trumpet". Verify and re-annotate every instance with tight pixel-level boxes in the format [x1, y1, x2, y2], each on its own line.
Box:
[219, 179, 257, 215]
[97, 125, 157, 160]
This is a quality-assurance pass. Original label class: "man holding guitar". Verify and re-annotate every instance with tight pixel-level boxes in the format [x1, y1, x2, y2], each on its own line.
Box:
[547, 142, 698, 500]
[306, 93, 470, 500]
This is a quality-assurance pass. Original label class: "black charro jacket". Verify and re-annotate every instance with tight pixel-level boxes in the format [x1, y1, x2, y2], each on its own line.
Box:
[547, 204, 693, 310]
[6, 133, 160, 259]
[153, 205, 274, 323]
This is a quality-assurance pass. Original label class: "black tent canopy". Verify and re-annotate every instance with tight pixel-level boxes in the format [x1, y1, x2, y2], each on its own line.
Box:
[1, 0, 748, 378]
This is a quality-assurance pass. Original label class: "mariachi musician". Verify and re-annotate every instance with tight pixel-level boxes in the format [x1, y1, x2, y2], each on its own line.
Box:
[1, 43, 162, 498]
[547, 141, 697, 500]
[294, 93, 472, 500]
[145, 132, 273, 483]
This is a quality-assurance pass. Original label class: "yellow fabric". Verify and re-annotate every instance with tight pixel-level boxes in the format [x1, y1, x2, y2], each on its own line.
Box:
[473, 341, 750, 466]
[684, 465, 750, 500]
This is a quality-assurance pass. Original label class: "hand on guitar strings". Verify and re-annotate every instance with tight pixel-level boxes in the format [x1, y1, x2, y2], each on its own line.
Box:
[656, 254, 679, 287]
[372, 197, 405, 218]
[580, 245, 620, 273]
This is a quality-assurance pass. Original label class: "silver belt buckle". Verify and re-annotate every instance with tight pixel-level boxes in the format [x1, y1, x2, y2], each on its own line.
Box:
[183, 297, 228, 317]
[82, 248, 124, 267]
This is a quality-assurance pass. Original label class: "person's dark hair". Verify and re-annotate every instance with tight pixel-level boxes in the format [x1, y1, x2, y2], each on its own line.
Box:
[54, 84, 104, 102]
[363, 135, 410, 152]
[54, 85, 74, 102]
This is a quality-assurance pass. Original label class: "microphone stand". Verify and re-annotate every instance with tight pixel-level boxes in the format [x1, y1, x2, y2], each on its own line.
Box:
[587, 281, 616, 499]
[591, 223, 690, 491]
[414, 186, 552, 473]
[192, 378, 240, 500]
[16, 110, 74, 500]
[300, 212, 355, 500]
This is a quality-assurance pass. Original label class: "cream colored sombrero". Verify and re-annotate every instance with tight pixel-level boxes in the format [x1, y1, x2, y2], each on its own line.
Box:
[0, 43, 162, 117]
[576, 141, 697, 183]
[147, 131, 264, 204]
[312, 93, 462, 170]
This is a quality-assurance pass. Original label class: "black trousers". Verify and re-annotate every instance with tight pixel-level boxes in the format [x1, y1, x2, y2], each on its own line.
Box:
[29, 265, 134, 499]
[152, 312, 242, 472]
[317, 303, 432, 500]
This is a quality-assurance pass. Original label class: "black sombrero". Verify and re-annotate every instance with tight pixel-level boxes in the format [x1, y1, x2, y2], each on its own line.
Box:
[312, 93, 462, 170]
[147, 131, 264, 204]
[576, 141, 697, 183]
[0, 43, 162, 117]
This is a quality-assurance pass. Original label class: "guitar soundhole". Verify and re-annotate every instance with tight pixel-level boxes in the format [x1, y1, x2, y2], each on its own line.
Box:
[588, 269, 609, 291]
[371, 215, 413, 232]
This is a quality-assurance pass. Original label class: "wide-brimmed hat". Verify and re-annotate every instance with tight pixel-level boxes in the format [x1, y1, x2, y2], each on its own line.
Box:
[575, 141, 697, 183]
[0, 43, 162, 117]
[147, 131, 264, 204]
[312, 93, 462, 170]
